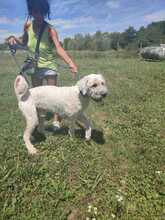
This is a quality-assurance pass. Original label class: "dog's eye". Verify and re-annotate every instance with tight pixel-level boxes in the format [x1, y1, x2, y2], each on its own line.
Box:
[101, 82, 105, 85]
[92, 83, 97, 88]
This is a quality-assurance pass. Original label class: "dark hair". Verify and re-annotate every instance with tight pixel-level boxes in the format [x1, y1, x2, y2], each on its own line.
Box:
[26, 0, 50, 19]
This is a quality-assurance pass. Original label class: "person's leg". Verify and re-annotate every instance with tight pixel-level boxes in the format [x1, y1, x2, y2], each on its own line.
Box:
[31, 74, 43, 87]
[45, 75, 57, 85]
[45, 75, 61, 129]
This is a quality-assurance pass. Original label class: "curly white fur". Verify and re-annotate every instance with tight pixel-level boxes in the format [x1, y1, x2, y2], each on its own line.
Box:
[14, 74, 108, 155]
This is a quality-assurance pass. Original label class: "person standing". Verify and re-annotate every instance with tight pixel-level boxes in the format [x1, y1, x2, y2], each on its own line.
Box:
[7, 0, 78, 130]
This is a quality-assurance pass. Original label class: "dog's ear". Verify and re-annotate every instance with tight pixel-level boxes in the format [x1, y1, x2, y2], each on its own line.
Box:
[77, 76, 89, 95]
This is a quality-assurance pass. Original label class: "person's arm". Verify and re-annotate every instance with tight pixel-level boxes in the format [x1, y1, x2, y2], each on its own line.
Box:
[6, 22, 30, 46]
[49, 28, 78, 78]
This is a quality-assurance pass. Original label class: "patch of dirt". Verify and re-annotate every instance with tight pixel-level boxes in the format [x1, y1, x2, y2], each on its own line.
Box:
[68, 160, 79, 186]
[67, 208, 81, 220]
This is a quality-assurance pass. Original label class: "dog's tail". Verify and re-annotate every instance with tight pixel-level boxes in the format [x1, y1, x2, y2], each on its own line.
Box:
[14, 75, 29, 100]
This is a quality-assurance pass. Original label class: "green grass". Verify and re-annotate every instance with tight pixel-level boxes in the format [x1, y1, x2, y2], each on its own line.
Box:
[0, 50, 165, 219]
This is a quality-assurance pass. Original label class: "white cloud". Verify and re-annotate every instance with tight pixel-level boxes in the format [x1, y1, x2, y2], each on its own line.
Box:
[50, 19, 75, 29]
[0, 16, 23, 25]
[0, 16, 24, 42]
[0, 29, 8, 34]
[106, 0, 120, 9]
[0, 16, 16, 24]
[50, 16, 95, 30]
[51, 0, 81, 16]
[144, 10, 165, 22]
[50, 16, 106, 40]
[0, 29, 21, 43]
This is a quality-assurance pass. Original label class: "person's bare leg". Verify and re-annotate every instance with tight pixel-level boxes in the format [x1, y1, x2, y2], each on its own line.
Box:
[46, 75, 61, 128]
[31, 75, 43, 87]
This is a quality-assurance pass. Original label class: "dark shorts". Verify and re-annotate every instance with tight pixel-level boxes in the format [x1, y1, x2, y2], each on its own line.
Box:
[36, 68, 58, 79]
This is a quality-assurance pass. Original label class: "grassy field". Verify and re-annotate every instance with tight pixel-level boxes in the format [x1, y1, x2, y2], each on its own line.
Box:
[0, 50, 165, 220]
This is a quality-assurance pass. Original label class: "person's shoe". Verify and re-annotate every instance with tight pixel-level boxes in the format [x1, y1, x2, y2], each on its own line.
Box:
[52, 120, 61, 131]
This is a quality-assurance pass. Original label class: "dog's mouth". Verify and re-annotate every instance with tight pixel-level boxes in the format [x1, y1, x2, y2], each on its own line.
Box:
[91, 92, 107, 101]
[91, 95, 106, 102]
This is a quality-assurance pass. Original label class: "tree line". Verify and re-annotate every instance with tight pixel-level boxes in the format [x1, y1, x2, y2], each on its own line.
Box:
[0, 20, 164, 51]
[63, 21, 165, 51]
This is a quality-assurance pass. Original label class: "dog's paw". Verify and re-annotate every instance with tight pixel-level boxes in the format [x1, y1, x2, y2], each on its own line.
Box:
[85, 136, 91, 142]
[68, 129, 75, 138]
[28, 148, 39, 155]
[85, 138, 92, 145]
[69, 135, 75, 141]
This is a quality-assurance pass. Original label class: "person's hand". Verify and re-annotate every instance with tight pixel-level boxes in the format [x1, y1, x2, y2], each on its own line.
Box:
[6, 36, 17, 54]
[6, 36, 17, 45]
[69, 62, 78, 79]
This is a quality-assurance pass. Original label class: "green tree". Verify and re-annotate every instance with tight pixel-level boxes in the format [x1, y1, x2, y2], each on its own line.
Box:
[74, 34, 85, 50]
[120, 26, 137, 49]
[62, 21, 165, 51]
[110, 32, 121, 50]
[63, 37, 72, 50]
[137, 27, 148, 48]
[0, 43, 8, 50]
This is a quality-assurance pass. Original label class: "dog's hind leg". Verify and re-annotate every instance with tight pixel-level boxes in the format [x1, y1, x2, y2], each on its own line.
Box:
[68, 119, 76, 138]
[77, 113, 92, 140]
[19, 102, 39, 155]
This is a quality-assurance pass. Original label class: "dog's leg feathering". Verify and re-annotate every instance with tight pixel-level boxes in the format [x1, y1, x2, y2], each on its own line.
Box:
[68, 120, 76, 138]
[77, 113, 91, 140]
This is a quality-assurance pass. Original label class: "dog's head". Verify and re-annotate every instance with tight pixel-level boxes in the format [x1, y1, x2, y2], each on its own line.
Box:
[77, 74, 108, 101]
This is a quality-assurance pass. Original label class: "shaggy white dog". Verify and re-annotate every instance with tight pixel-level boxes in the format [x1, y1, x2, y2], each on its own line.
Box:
[14, 74, 108, 155]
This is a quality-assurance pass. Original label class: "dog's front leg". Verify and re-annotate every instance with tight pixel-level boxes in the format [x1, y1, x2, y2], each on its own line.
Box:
[77, 113, 91, 140]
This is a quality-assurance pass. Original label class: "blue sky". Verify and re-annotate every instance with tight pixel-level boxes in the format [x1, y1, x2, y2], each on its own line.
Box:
[0, 0, 165, 43]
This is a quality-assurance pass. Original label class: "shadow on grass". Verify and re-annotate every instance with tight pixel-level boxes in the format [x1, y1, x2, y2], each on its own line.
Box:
[50, 126, 105, 145]
[32, 126, 105, 145]
[31, 128, 46, 145]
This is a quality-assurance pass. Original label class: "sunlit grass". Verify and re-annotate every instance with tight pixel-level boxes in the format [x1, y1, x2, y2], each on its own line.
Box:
[0, 51, 165, 219]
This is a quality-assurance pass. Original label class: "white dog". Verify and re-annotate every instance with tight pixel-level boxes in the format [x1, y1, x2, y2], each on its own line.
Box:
[14, 74, 108, 155]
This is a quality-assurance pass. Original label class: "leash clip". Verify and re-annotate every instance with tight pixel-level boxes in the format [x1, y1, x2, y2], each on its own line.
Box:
[8, 44, 17, 55]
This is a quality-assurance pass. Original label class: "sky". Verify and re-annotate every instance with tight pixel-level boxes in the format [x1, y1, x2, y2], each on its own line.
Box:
[0, 0, 165, 43]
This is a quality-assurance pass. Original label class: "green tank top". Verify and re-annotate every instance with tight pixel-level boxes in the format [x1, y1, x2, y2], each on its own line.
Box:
[27, 21, 57, 71]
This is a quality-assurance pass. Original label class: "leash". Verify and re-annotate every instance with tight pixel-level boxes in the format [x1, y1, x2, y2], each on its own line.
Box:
[8, 44, 31, 87]
[8, 44, 81, 87]
[8, 21, 47, 87]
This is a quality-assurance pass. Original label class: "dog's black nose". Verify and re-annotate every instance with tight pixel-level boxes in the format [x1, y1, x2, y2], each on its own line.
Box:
[102, 93, 107, 98]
